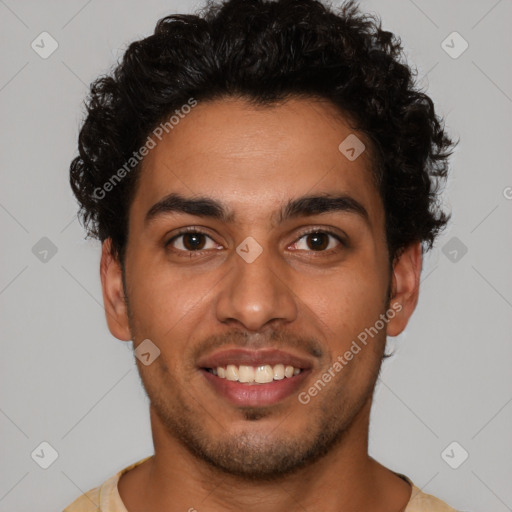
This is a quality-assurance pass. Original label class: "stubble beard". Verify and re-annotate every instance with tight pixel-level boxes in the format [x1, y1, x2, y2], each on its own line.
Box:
[124, 276, 389, 481]
[144, 359, 380, 482]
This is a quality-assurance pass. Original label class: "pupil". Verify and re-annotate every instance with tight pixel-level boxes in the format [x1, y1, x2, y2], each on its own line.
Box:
[184, 233, 205, 250]
[308, 233, 328, 251]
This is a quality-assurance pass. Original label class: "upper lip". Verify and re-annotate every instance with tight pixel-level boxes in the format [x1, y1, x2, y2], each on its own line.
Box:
[197, 348, 314, 370]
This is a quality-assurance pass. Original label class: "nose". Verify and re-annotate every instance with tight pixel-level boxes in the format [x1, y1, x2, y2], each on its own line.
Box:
[214, 242, 298, 332]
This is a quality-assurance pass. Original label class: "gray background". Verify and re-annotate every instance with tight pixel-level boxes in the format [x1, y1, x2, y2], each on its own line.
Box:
[0, 0, 511, 510]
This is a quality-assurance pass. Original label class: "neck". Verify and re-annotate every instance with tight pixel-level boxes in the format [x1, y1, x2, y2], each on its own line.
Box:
[119, 394, 411, 512]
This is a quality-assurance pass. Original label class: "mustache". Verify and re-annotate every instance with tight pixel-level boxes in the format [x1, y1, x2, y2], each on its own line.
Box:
[192, 328, 324, 361]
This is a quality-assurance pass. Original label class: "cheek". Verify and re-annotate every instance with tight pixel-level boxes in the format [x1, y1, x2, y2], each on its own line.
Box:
[126, 259, 210, 340]
[299, 267, 388, 347]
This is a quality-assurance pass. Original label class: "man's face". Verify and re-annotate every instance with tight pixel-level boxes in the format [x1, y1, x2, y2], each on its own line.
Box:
[105, 97, 410, 479]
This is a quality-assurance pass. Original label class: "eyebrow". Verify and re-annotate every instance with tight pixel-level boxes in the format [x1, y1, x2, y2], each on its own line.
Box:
[144, 192, 370, 227]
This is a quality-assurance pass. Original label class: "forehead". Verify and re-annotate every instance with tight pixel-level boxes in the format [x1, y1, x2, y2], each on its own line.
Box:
[130, 97, 382, 227]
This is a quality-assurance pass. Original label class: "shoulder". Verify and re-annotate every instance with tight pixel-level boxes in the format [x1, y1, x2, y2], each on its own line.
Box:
[62, 485, 101, 512]
[62, 456, 153, 512]
[401, 475, 459, 512]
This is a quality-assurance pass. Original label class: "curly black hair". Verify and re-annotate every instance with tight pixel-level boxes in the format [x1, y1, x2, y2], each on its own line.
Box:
[70, 0, 455, 266]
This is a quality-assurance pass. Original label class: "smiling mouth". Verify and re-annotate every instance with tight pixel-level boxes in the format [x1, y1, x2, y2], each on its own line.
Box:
[204, 364, 303, 384]
[197, 348, 313, 406]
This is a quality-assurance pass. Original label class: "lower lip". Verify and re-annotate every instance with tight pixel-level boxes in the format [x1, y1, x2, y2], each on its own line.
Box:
[201, 369, 310, 407]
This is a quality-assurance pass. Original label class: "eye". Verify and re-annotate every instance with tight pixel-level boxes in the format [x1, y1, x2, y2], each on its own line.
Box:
[165, 229, 221, 252]
[289, 230, 345, 252]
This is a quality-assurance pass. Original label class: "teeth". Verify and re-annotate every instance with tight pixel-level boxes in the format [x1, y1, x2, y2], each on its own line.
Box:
[255, 365, 274, 383]
[273, 364, 285, 380]
[210, 363, 302, 383]
[225, 364, 239, 381]
[238, 365, 255, 383]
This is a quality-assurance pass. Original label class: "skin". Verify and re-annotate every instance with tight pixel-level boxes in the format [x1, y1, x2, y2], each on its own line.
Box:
[101, 97, 422, 511]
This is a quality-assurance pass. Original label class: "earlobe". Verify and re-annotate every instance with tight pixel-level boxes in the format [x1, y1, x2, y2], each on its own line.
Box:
[386, 242, 422, 337]
[100, 239, 132, 341]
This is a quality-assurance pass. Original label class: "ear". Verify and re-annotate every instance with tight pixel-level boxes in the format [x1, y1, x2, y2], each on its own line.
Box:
[386, 242, 422, 337]
[100, 238, 132, 341]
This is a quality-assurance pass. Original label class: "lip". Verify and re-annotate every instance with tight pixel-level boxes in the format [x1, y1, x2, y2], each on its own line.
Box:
[197, 348, 314, 407]
[197, 348, 314, 370]
[201, 367, 311, 407]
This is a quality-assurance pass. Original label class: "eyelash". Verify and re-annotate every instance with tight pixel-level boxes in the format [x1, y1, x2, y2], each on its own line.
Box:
[164, 226, 346, 256]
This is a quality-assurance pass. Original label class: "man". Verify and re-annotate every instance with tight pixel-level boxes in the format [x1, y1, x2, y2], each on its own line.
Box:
[64, 0, 459, 510]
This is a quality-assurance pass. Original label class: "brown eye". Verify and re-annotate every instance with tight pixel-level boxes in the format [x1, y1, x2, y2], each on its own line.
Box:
[290, 230, 344, 252]
[305, 232, 329, 251]
[181, 233, 207, 250]
[166, 231, 219, 252]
